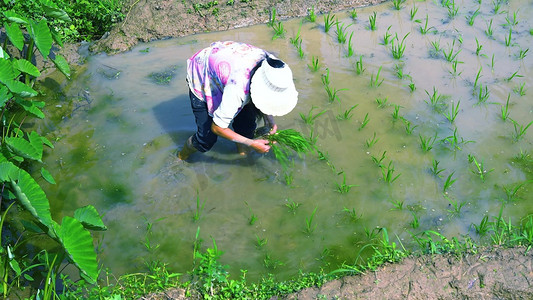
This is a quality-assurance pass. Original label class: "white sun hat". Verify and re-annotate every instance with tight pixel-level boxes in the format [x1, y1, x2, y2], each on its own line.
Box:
[250, 57, 298, 116]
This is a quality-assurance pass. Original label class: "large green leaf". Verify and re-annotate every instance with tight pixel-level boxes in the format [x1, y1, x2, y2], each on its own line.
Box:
[29, 20, 52, 58]
[0, 59, 20, 82]
[5, 132, 43, 162]
[3, 11, 28, 24]
[51, 55, 70, 79]
[0, 79, 37, 97]
[40, 167, 56, 184]
[4, 22, 24, 51]
[74, 205, 107, 231]
[0, 46, 10, 59]
[10, 169, 53, 229]
[15, 98, 45, 118]
[40, 0, 71, 22]
[13, 59, 41, 78]
[0, 161, 19, 182]
[0, 85, 12, 108]
[57, 216, 99, 283]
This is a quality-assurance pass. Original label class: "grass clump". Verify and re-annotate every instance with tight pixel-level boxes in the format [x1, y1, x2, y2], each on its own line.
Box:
[266, 129, 314, 168]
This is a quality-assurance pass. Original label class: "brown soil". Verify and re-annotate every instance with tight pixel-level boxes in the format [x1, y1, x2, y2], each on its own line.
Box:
[62, 1, 533, 299]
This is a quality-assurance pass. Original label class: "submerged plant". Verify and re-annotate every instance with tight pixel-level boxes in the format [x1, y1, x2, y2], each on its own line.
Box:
[300, 106, 326, 125]
[343, 208, 362, 222]
[285, 198, 301, 214]
[419, 15, 435, 34]
[365, 132, 380, 148]
[510, 119, 533, 142]
[303, 206, 318, 235]
[369, 12, 377, 30]
[380, 161, 401, 183]
[355, 55, 366, 74]
[335, 22, 352, 44]
[324, 13, 337, 32]
[466, 8, 480, 26]
[430, 159, 445, 177]
[500, 94, 510, 121]
[336, 104, 359, 120]
[391, 32, 410, 59]
[419, 133, 438, 152]
[346, 32, 355, 57]
[370, 66, 384, 87]
[308, 55, 321, 71]
[443, 172, 457, 193]
[359, 112, 370, 130]
[266, 129, 314, 168]
[335, 171, 357, 194]
[470, 156, 494, 182]
[444, 100, 460, 123]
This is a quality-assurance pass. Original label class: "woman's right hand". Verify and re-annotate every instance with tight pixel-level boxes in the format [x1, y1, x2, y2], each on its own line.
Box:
[250, 139, 271, 153]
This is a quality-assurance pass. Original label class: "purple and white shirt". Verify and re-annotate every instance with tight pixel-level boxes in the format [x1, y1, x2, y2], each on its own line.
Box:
[186, 41, 266, 128]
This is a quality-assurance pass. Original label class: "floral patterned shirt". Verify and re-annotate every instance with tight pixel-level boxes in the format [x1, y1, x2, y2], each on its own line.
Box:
[186, 41, 266, 128]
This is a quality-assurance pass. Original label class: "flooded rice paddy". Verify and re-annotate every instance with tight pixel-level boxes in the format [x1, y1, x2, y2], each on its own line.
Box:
[36, 0, 532, 281]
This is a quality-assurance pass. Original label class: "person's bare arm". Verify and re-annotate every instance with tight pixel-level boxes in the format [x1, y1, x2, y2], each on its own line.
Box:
[211, 122, 271, 153]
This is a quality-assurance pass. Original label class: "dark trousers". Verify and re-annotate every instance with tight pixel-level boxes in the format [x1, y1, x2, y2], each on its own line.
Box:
[189, 91, 258, 152]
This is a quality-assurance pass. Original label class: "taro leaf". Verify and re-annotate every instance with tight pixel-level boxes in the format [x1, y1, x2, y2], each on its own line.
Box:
[10, 168, 53, 230]
[15, 98, 45, 118]
[5, 22, 24, 51]
[0, 46, 10, 59]
[29, 19, 52, 58]
[3, 11, 28, 24]
[40, 167, 56, 184]
[1, 79, 37, 97]
[50, 26, 63, 47]
[51, 55, 70, 79]
[40, 0, 71, 22]
[0, 85, 12, 108]
[57, 216, 99, 283]
[5, 131, 43, 163]
[74, 205, 107, 231]
[0, 58, 20, 82]
[20, 219, 45, 234]
[0, 161, 19, 182]
[41, 136, 54, 149]
[13, 59, 41, 78]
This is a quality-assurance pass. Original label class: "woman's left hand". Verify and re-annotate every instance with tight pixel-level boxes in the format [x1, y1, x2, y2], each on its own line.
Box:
[269, 123, 278, 135]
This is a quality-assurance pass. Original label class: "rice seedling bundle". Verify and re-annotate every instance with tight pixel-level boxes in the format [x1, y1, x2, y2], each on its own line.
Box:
[266, 129, 313, 168]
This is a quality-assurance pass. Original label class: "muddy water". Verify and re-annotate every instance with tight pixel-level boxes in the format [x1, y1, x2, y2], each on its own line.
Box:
[36, 0, 532, 281]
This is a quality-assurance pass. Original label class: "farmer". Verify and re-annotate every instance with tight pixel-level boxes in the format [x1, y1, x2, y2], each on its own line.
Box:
[178, 41, 299, 160]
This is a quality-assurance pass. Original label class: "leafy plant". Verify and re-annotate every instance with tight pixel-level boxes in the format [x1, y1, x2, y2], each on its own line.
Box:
[335, 171, 357, 194]
[323, 13, 337, 33]
[308, 56, 320, 72]
[391, 32, 410, 59]
[336, 104, 359, 120]
[300, 106, 326, 125]
[303, 206, 318, 235]
[266, 129, 314, 168]
[368, 12, 377, 30]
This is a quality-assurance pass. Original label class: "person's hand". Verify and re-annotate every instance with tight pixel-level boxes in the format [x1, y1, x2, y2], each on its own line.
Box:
[250, 139, 271, 154]
[269, 124, 278, 135]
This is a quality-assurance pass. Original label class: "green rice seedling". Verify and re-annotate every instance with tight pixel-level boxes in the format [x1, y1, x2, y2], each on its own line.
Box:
[408, 82, 416, 92]
[335, 171, 357, 193]
[514, 83, 527, 96]
[430, 159, 445, 177]
[355, 55, 366, 74]
[382, 26, 393, 45]
[394, 64, 409, 80]
[410, 3, 419, 21]
[307, 128, 319, 147]
[364, 226, 382, 240]
[389, 199, 404, 210]
[502, 181, 531, 202]
[324, 13, 337, 33]
[510, 119, 533, 142]
[295, 40, 305, 59]
[368, 12, 377, 30]
[343, 207, 362, 222]
[366, 132, 379, 148]
[410, 212, 420, 229]
[392, 0, 405, 10]
[470, 156, 494, 182]
[371, 150, 387, 167]
[381, 161, 401, 183]
[346, 32, 355, 57]
[268, 7, 277, 27]
[473, 67, 482, 90]
[429, 39, 441, 58]
[443, 172, 457, 193]
[392, 104, 401, 120]
[272, 21, 286, 40]
[306, 6, 316, 22]
[500, 94, 510, 121]
[403, 118, 418, 135]
[442, 40, 461, 62]
[476, 85, 490, 104]
[446, 0, 458, 19]
[485, 19, 494, 37]
[335, 22, 352, 44]
[289, 22, 302, 46]
[505, 27, 512, 47]
[336, 104, 359, 120]
[466, 8, 480, 26]
[359, 112, 370, 130]
[263, 253, 283, 269]
[308, 55, 320, 72]
[492, 0, 503, 14]
[370, 66, 384, 87]
[441, 128, 472, 151]
[267, 129, 314, 168]
[505, 10, 519, 27]
[419, 133, 438, 152]
[193, 191, 205, 222]
[517, 48, 529, 59]
[321, 68, 330, 86]
[350, 8, 358, 20]
[285, 198, 301, 214]
[445, 195, 465, 216]
[472, 215, 490, 236]
[284, 170, 294, 186]
[419, 15, 435, 34]
[244, 201, 257, 225]
[449, 59, 463, 77]
[490, 54, 495, 71]
[325, 85, 348, 103]
[376, 97, 388, 108]
[255, 234, 267, 249]
[303, 206, 318, 235]
[475, 38, 483, 56]
[391, 32, 410, 59]
[300, 105, 326, 125]
[506, 70, 523, 82]
[425, 87, 447, 112]
[444, 100, 460, 123]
